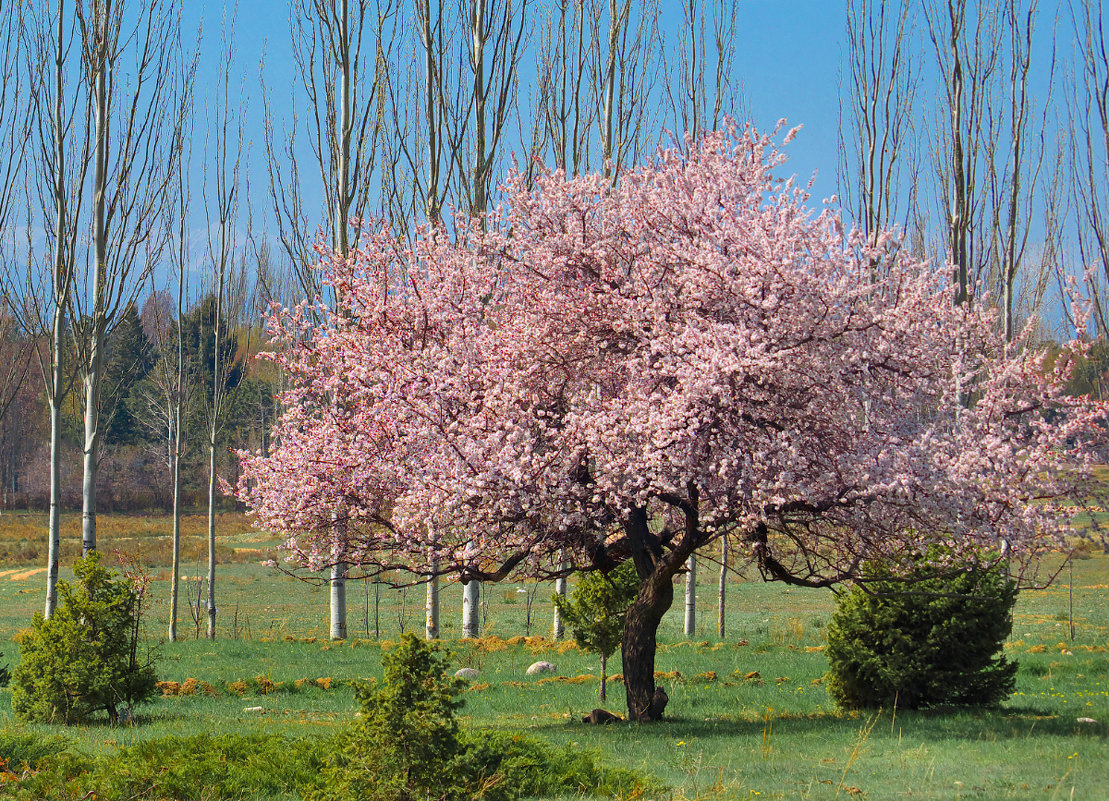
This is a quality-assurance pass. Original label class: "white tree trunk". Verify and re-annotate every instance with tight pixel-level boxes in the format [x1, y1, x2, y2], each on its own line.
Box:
[330, 561, 348, 639]
[462, 579, 480, 638]
[44, 359, 62, 618]
[206, 439, 217, 639]
[553, 575, 567, 640]
[168, 403, 182, 641]
[718, 532, 727, 639]
[553, 550, 567, 639]
[44, 2, 69, 617]
[425, 573, 439, 639]
[81, 35, 109, 558]
[684, 553, 696, 637]
[81, 350, 102, 556]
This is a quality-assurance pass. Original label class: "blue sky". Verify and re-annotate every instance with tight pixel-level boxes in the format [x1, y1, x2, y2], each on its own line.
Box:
[172, 0, 1084, 336]
[181, 1, 850, 216]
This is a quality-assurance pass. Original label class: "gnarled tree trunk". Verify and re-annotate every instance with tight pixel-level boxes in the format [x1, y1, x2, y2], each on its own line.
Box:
[620, 503, 699, 722]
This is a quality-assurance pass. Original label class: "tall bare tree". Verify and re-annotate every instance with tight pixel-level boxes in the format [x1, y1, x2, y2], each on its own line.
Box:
[74, 0, 181, 555]
[837, 0, 918, 254]
[1072, 0, 1109, 337]
[532, 0, 660, 181]
[157, 30, 198, 642]
[8, 0, 92, 618]
[264, 0, 397, 640]
[0, 2, 34, 429]
[200, 15, 249, 641]
[971, 0, 1055, 342]
[924, 0, 1057, 342]
[663, 0, 741, 152]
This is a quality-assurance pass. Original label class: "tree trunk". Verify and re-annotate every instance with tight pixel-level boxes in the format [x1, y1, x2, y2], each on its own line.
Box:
[82, 29, 109, 558]
[44, 366, 62, 618]
[684, 553, 696, 637]
[600, 651, 608, 702]
[168, 408, 181, 641]
[168, 268, 185, 640]
[44, 0, 69, 617]
[462, 579, 479, 638]
[718, 532, 727, 639]
[426, 574, 440, 639]
[426, 533, 439, 639]
[553, 550, 567, 639]
[330, 561, 348, 639]
[81, 356, 102, 555]
[206, 438, 217, 639]
[621, 564, 674, 721]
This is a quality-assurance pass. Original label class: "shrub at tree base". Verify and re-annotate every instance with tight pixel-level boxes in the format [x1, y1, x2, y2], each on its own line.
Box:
[824, 554, 1018, 710]
[10, 552, 157, 724]
[553, 561, 640, 701]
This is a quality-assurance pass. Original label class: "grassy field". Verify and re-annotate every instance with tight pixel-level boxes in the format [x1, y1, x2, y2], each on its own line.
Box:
[0, 512, 1107, 799]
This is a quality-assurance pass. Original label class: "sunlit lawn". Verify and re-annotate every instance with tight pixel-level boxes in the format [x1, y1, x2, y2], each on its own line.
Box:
[0, 511, 1107, 799]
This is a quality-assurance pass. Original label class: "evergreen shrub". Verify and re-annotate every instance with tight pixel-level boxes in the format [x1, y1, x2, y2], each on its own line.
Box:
[824, 551, 1018, 710]
[310, 632, 660, 801]
[11, 552, 157, 723]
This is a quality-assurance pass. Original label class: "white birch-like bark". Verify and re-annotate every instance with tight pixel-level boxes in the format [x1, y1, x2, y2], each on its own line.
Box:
[717, 533, 727, 639]
[330, 561, 349, 639]
[683, 553, 696, 637]
[462, 579, 480, 638]
[426, 526, 440, 639]
[552, 550, 567, 639]
[425, 573, 440, 639]
[44, 1, 74, 614]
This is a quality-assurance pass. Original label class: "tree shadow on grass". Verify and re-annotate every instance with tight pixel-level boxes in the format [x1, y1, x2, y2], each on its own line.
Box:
[536, 703, 1106, 743]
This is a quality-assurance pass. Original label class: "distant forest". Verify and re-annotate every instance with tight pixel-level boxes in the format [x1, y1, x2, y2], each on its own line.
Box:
[0, 292, 276, 513]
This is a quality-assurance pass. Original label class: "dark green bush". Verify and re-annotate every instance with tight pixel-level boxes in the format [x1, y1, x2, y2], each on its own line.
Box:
[310, 632, 661, 801]
[553, 561, 639, 700]
[0, 729, 74, 771]
[0, 731, 328, 801]
[459, 731, 663, 801]
[308, 632, 468, 801]
[825, 554, 1018, 710]
[11, 552, 158, 723]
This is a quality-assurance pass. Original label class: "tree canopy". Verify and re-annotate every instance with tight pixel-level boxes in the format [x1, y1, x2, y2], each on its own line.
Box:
[234, 124, 1107, 720]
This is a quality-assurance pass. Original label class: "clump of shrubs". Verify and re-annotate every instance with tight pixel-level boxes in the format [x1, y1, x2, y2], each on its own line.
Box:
[824, 550, 1017, 710]
[310, 632, 659, 801]
[0, 729, 328, 801]
[11, 552, 157, 724]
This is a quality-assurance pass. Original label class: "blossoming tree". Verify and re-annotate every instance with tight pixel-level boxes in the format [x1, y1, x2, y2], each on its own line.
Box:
[234, 125, 1106, 722]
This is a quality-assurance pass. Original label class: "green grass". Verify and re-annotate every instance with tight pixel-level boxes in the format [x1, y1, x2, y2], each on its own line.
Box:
[1, 513, 1108, 799]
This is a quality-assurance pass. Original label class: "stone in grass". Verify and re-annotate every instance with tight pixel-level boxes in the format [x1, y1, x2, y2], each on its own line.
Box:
[454, 668, 480, 679]
[527, 661, 556, 676]
[1077, 717, 1097, 724]
[244, 706, 264, 713]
